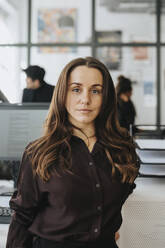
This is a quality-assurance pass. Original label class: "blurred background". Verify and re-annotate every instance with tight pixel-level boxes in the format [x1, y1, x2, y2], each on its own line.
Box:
[0, 0, 165, 125]
[1, 2, 165, 248]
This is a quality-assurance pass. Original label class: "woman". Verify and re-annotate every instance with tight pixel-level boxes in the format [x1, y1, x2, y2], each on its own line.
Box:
[6, 57, 139, 248]
[116, 75, 136, 133]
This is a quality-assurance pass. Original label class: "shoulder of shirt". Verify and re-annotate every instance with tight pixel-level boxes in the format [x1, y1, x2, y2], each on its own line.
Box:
[24, 138, 42, 155]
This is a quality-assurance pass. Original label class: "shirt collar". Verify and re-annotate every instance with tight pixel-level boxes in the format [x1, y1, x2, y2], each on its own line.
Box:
[70, 135, 104, 155]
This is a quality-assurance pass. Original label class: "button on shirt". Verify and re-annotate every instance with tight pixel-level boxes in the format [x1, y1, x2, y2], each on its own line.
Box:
[6, 136, 136, 247]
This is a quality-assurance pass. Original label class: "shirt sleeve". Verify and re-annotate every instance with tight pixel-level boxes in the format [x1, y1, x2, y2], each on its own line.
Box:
[6, 150, 42, 248]
[121, 182, 136, 205]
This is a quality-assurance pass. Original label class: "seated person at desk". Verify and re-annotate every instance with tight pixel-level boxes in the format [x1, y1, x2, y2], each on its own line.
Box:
[116, 75, 137, 134]
[22, 65, 54, 102]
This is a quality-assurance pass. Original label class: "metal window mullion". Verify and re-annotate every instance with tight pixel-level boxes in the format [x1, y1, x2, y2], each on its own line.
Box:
[94, 43, 157, 47]
[30, 43, 92, 47]
[27, 0, 32, 66]
[156, 0, 161, 125]
[92, 0, 96, 57]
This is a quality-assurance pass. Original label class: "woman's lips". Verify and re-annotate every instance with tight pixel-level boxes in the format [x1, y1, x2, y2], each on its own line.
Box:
[77, 109, 92, 113]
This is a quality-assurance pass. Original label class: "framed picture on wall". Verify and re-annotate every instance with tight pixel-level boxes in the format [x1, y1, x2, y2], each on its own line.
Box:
[96, 31, 122, 70]
[143, 81, 156, 107]
[37, 8, 77, 53]
[96, 31, 122, 43]
[132, 46, 149, 60]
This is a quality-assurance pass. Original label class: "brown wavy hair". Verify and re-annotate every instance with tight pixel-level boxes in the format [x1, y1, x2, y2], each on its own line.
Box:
[26, 57, 139, 183]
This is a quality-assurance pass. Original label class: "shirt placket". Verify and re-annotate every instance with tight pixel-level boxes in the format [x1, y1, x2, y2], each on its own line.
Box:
[88, 157, 103, 239]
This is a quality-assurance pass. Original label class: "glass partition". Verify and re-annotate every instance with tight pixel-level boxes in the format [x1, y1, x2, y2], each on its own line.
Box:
[161, 47, 165, 124]
[0, 0, 28, 44]
[161, 0, 165, 42]
[31, 46, 91, 84]
[32, 0, 92, 43]
[0, 47, 27, 103]
[96, 46, 157, 125]
[96, 0, 156, 43]
[0, 0, 163, 126]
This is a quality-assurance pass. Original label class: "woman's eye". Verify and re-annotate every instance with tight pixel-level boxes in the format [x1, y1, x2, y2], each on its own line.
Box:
[72, 88, 80, 93]
[92, 89, 101, 94]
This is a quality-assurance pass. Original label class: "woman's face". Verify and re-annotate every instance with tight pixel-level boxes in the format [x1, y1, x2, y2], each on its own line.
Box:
[65, 65, 103, 128]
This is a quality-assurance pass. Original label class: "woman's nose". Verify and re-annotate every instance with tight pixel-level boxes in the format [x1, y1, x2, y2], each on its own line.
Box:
[80, 90, 91, 104]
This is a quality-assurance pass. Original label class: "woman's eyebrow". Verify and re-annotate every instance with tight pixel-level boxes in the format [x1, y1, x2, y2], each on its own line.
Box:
[68, 82, 81, 86]
[69, 83, 103, 87]
[91, 84, 103, 87]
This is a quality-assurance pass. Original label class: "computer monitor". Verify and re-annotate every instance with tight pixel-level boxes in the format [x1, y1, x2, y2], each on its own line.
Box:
[0, 103, 49, 160]
[0, 103, 49, 185]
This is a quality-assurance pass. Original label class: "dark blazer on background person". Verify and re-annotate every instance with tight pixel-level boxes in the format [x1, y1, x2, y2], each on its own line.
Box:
[22, 81, 54, 103]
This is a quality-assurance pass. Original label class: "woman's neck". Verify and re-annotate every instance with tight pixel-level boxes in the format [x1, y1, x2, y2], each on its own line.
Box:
[73, 127, 97, 152]
[73, 126, 96, 140]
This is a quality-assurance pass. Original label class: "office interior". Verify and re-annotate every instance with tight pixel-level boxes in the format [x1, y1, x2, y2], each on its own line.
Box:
[0, 0, 165, 247]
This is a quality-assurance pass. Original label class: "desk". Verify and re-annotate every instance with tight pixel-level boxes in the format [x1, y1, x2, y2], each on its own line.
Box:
[0, 224, 9, 248]
[135, 139, 165, 176]
[0, 180, 13, 248]
[118, 177, 165, 248]
[0, 196, 10, 248]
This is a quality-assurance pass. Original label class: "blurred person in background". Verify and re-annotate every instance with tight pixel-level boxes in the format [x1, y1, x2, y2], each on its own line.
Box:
[116, 75, 137, 134]
[22, 65, 54, 103]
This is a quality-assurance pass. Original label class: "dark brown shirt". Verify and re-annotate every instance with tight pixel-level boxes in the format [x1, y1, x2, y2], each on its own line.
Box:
[6, 136, 137, 248]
